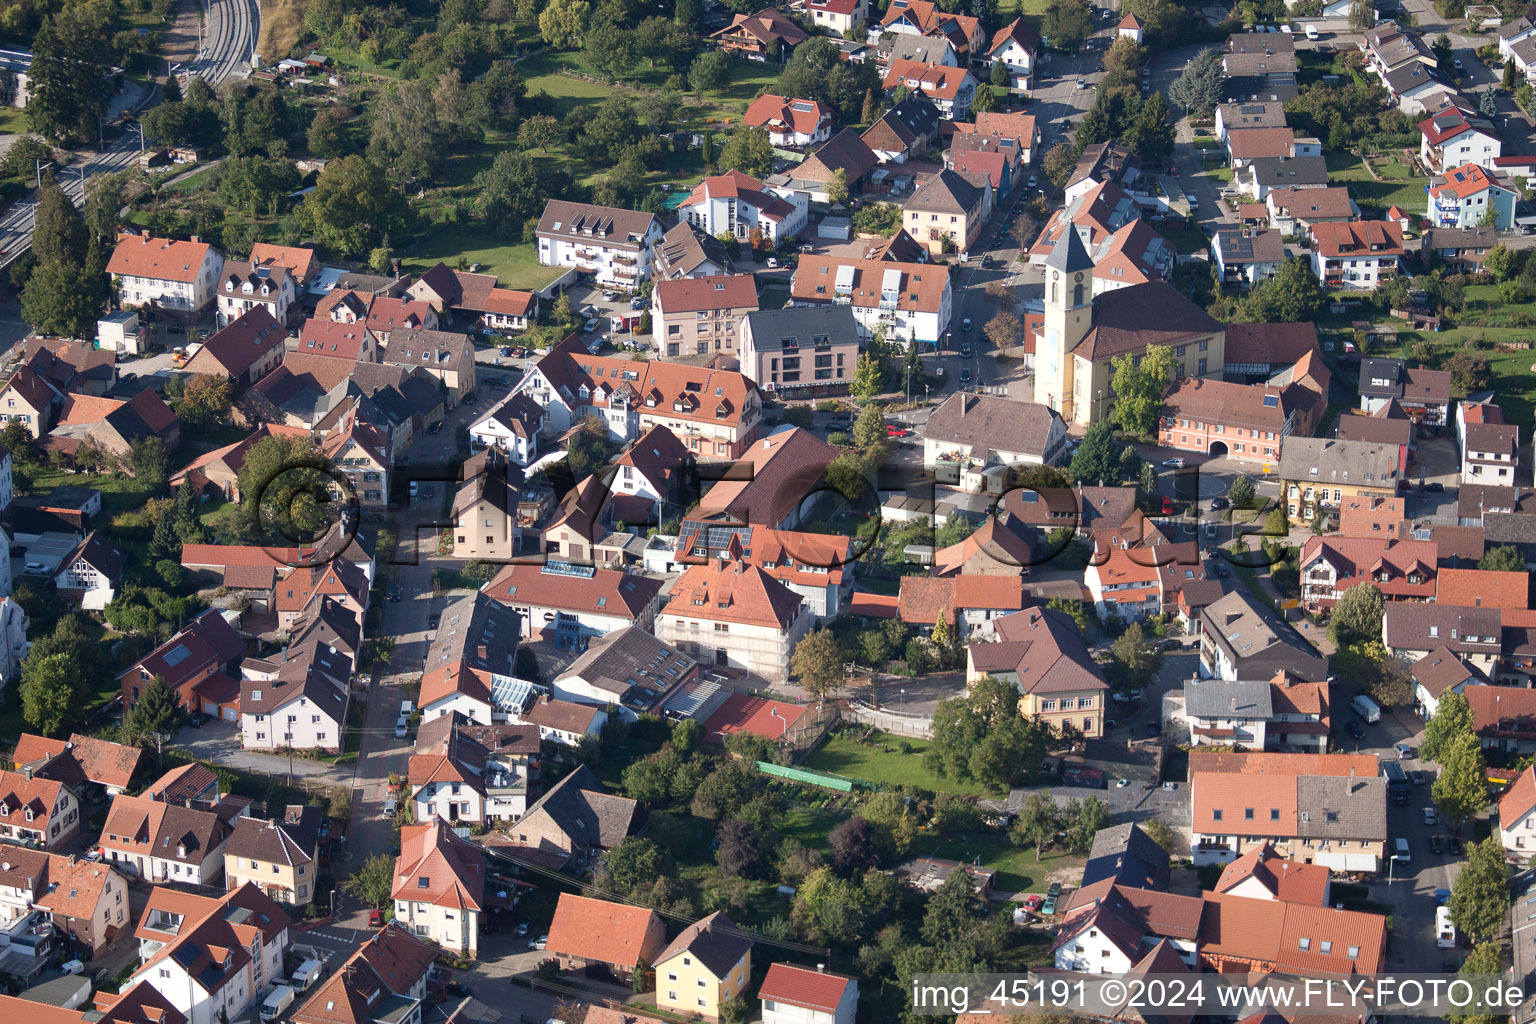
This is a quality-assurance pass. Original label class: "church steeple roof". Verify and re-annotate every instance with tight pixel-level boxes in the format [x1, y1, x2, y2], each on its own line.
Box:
[1044, 224, 1094, 275]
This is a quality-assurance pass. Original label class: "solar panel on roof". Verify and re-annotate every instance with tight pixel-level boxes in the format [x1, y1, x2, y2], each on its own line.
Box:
[163, 645, 191, 668]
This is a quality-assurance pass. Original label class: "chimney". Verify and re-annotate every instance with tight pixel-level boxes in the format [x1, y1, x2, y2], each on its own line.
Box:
[190, 235, 201, 244]
[817, 964, 826, 973]
[21, 766, 29, 780]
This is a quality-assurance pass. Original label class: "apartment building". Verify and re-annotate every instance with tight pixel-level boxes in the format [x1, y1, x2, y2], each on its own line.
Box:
[652, 275, 760, 359]
[738, 306, 861, 398]
[214, 260, 297, 328]
[677, 171, 808, 246]
[1427, 163, 1517, 230]
[1462, 421, 1520, 484]
[1279, 437, 1402, 526]
[107, 232, 224, 314]
[790, 255, 952, 346]
[222, 805, 322, 908]
[536, 201, 662, 288]
[656, 553, 813, 685]
[1308, 221, 1406, 291]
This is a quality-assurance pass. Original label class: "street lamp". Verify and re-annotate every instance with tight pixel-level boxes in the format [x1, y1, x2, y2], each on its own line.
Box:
[900, 688, 906, 710]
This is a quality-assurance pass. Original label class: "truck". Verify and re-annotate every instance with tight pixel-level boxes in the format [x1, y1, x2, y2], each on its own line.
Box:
[291, 959, 325, 992]
[260, 986, 296, 1022]
[1383, 760, 1410, 805]
[1351, 694, 1381, 723]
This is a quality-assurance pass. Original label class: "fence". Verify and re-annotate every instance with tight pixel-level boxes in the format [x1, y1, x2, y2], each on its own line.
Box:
[843, 699, 934, 738]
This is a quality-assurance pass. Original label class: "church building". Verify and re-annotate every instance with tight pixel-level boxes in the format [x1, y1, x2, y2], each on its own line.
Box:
[1032, 229, 1228, 427]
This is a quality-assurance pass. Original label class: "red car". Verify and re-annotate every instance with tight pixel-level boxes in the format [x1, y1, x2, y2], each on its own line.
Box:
[1160, 497, 1174, 515]
[886, 425, 911, 437]
[369, 909, 384, 927]
[1021, 894, 1045, 912]
[1166, 166, 1180, 176]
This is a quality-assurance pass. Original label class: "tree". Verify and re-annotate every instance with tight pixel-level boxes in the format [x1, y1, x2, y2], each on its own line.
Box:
[585, 22, 638, 81]
[1042, 143, 1077, 188]
[602, 837, 673, 897]
[1423, 691, 1473, 762]
[790, 629, 845, 699]
[27, 5, 113, 143]
[990, 59, 1010, 87]
[368, 80, 450, 186]
[1432, 34, 1453, 68]
[921, 867, 987, 945]
[1069, 796, 1110, 853]
[1107, 620, 1161, 694]
[22, 260, 106, 339]
[299, 156, 413, 256]
[475, 151, 569, 233]
[1480, 544, 1524, 571]
[631, 959, 650, 994]
[1480, 86, 1498, 118]
[826, 168, 851, 206]
[853, 402, 886, 448]
[1227, 474, 1256, 510]
[675, 0, 699, 30]
[127, 436, 170, 492]
[717, 126, 774, 177]
[341, 853, 396, 907]
[0, 419, 37, 469]
[21, 652, 87, 737]
[1239, 258, 1326, 323]
[307, 106, 352, 158]
[1041, 0, 1093, 52]
[1433, 730, 1489, 826]
[716, 818, 763, 876]
[516, 114, 560, 153]
[1484, 244, 1517, 282]
[927, 676, 1050, 792]
[1168, 47, 1225, 117]
[1109, 345, 1175, 438]
[829, 816, 881, 872]
[1123, 91, 1175, 162]
[1009, 791, 1061, 859]
[1348, 0, 1374, 31]
[177, 374, 235, 431]
[1141, 817, 1177, 852]
[121, 675, 186, 758]
[1446, 348, 1492, 397]
[1327, 582, 1385, 646]
[689, 50, 731, 98]
[984, 310, 1022, 353]
[4, 136, 52, 182]
[1449, 835, 1509, 942]
[468, 61, 529, 133]
[1010, 210, 1040, 249]
[1070, 420, 1129, 485]
[851, 351, 884, 401]
[33, 183, 87, 267]
[540, 0, 591, 47]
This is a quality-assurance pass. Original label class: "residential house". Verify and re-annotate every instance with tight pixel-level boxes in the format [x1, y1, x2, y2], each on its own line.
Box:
[678, 171, 808, 246]
[1412, 645, 1486, 718]
[1265, 186, 1357, 234]
[1336, 495, 1409, 541]
[1356, 357, 1452, 426]
[1362, 20, 1435, 76]
[1031, 230, 1226, 427]
[897, 574, 1026, 638]
[965, 606, 1110, 738]
[1427, 163, 1517, 229]
[929, 514, 1035, 578]
[401, 263, 537, 333]
[1238, 155, 1329, 201]
[415, 592, 523, 725]
[318, 407, 390, 508]
[545, 893, 664, 979]
[410, 717, 531, 825]
[1225, 127, 1297, 169]
[657, 552, 813, 683]
[653, 913, 753, 1020]
[1199, 590, 1330, 680]
[14, 852, 131, 959]
[1500, 764, 1536, 864]
[1424, 225, 1501, 273]
[903, 167, 991, 255]
[25, 338, 119, 396]
[709, 8, 808, 58]
[107, 232, 223, 314]
[0, 365, 58, 438]
[1464, 422, 1520, 484]
[214, 260, 297, 328]
[789, 255, 951, 346]
[11, 733, 142, 797]
[1214, 843, 1331, 904]
[1082, 822, 1172, 892]
[860, 94, 942, 163]
[670, 523, 855, 618]
[737, 306, 861, 398]
[222, 805, 321, 908]
[1465, 684, 1536, 753]
[1182, 672, 1330, 751]
[1419, 100, 1502, 174]
[953, 110, 1041, 167]
[1027, 180, 1174, 291]
[238, 641, 352, 754]
[881, 60, 978, 119]
[806, 0, 867, 35]
[1498, 14, 1536, 63]
[1064, 142, 1141, 204]
[513, 336, 763, 457]
[392, 818, 483, 959]
[171, 423, 311, 500]
[536, 201, 663, 288]
[776, 129, 880, 204]
[381, 327, 477, 406]
[183, 308, 287, 391]
[1198, 892, 1387, 973]
[47, 389, 181, 466]
[1382, 61, 1456, 114]
[982, 18, 1041, 91]
[1297, 536, 1438, 612]
[652, 275, 760, 360]
[1188, 750, 1386, 870]
[1215, 100, 1286, 139]
[551, 626, 701, 720]
[289, 925, 438, 1024]
[451, 449, 522, 561]
[322, 288, 439, 341]
[1213, 229, 1286, 287]
[1279, 436, 1402, 526]
[50, 529, 125, 608]
[921, 392, 1067, 492]
[1308, 220, 1407, 290]
[743, 94, 832, 148]
[690, 426, 837, 531]
[485, 562, 663, 641]
[119, 609, 247, 715]
[468, 392, 543, 468]
[1383, 603, 1502, 678]
[0, 769, 80, 851]
[1159, 374, 1322, 466]
[98, 766, 249, 884]
[128, 884, 289, 1024]
[879, 0, 984, 57]
[759, 964, 859, 1024]
[652, 222, 736, 282]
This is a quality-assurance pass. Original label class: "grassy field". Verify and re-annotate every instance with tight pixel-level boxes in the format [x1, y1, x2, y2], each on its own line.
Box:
[0, 107, 30, 135]
[802, 731, 995, 797]
[909, 830, 1086, 895]
[26, 467, 157, 517]
[520, 51, 782, 124]
[1325, 150, 1427, 214]
[402, 229, 566, 291]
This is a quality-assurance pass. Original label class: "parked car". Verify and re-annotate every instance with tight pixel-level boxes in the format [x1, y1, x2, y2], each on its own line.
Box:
[1160, 497, 1174, 514]
[1430, 833, 1444, 854]
[1027, 175, 1038, 187]
[1411, 770, 1427, 785]
[1162, 457, 1184, 467]
[1423, 807, 1438, 826]
[885, 425, 911, 437]
[961, 317, 973, 331]
[369, 909, 384, 927]
[1345, 720, 1365, 740]
[1395, 743, 1416, 759]
[1425, 482, 1445, 493]
[959, 367, 972, 386]
[1161, 639, 1182, 651]
[528, 934, 548, 950]
[1449, 834, 1463, 855]
[765, 257, 779, 268]
[1075, 77, 1087, 89]
[1185, 194, 1199, 209]
[499, 346, 512, 357]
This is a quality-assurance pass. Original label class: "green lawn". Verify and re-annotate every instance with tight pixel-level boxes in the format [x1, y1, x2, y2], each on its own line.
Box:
[0, 107, 30, 135]
[1325, 150, 1428, 214]
[910, 830, 1086, 895]
[519, 51, 782, 124]
[25, 467, 158, 517]
[401, 230, 566, 291]
[802, 731, 996, 797]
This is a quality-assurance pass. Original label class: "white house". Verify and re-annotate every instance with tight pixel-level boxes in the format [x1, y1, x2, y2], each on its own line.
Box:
[655, 554, 814, 685]
[519, 698, 608, 746]
[215, 260, 297, 328]
[1498, 15, 1536, 64]
[1501, 765, 1536, 865]
[789, 255, 953, 346]
[981, 18, 1040, 92]
[1309, 221, 1406, 291]
[760, 964, 859, 1024]
[678, 171, 809, 246]
[921, 393, 1068, 491]
[1426, 163, 1518, 230]
[0, 768, 80, 850]
[107, 233, 224, 315]
[392, 819, 484, 960]
[806, 0, 867, 35]
[416, 593, 526, 725]
[1462, 421, 1520, 484]
[52, 530, 124, 609]
[1412, 646, 1483, 719]
[1419, 103, 1502, 175]
[743, 95, 833, 149]
[239, 642, 352, 754]
[483, 562, 666, 641]
[468, 392, 543, 466]
[0, 596, 28, 696]
[536, 201, 662, 289]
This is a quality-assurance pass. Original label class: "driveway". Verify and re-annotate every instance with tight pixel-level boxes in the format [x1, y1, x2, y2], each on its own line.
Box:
[171, 719, 352, 782]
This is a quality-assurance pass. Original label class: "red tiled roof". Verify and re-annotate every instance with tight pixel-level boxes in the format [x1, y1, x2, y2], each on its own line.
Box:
[546, 893, 662, 967]
[1310, 220, 1405, 258]
[653, 275, 759, 314]
[107, 233, 213, 283]
[1429, 163, 1507, 200]
[703, 693, 810, 742]
[1502, 765, 1536, 824]
[1436, 568, 1529, 609]
[759, 963, 856, 1011]
[744, 94, 830, 136]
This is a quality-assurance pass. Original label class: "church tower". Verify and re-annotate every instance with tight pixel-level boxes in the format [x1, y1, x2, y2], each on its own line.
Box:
[1033, 227, 1095, 424]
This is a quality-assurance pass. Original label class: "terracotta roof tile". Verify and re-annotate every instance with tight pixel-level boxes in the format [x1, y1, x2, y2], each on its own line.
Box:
[546, 893, 664, 967]
[107, 233, 214, 283]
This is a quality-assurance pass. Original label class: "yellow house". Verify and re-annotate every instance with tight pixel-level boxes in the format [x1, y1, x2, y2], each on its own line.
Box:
[654, 911, 754, 1020]
[222, 804, 322, 907]
[1277, 436, 1403, 527]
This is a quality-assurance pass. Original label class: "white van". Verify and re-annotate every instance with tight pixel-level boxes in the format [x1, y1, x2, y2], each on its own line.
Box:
[1436, 905, 1457, 948]
[1305, 23, 1319, 38]
[292, 958, 325, 992]
[1394, 837, 1411, 864]
[261, 985, 296, 1022]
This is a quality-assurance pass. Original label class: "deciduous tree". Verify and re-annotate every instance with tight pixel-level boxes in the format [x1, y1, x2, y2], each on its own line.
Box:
[1432, 730, 1489, 826]
[1480, 544, 1523, 571]
[1448, 835, 1509, 942]
[177, 374, 235, 431]
[1109, 344, 1175, 438]
[1423, 690, 1473, 762]
[985, 310, 1022, 353]
[790, 629, 846, 698]
[1446, 348, 1492, 396]
[1041, 0, 1093, 51]
[299, 156, 414, 256]
[21, 652, 86, 737]
[1327, 582, 1385, 645]
[341, 853, 396, 907]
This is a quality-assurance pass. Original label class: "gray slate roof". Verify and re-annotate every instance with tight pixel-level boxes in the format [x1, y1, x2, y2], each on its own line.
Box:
[1295, 776, 1387, 841]
[1082, 823, 1171, 891]
[1185, 677, 1274, 719]
[521, 764, 637, 851]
